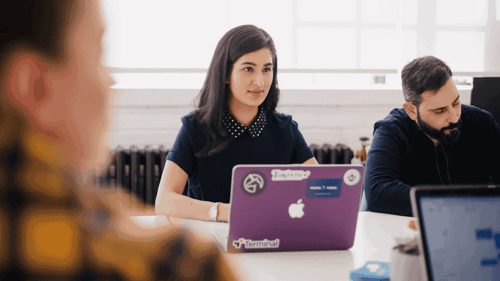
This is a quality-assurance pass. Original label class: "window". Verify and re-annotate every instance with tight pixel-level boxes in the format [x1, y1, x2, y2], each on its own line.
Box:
[102, 0, 499, 89]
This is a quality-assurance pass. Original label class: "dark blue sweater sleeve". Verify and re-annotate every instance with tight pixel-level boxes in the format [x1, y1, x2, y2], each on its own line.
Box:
[291, 120, 314, 163]
[166, 123, 197, 176]
[364, 125, 413, 216]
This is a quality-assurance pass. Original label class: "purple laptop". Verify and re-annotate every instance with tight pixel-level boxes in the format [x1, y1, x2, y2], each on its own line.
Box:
[214, 164, 364, 253]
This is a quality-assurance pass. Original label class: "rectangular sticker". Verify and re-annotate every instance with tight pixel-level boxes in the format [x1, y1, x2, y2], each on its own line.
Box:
[307, 179, 342, 198]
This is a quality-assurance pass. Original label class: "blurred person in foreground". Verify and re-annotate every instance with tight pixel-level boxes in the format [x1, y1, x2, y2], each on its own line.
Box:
[364, 56, 500, 217]
[0, 1, 234, 280]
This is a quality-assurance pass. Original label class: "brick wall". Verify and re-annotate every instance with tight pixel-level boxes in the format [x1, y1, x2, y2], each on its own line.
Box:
[109, 88, 472, 154]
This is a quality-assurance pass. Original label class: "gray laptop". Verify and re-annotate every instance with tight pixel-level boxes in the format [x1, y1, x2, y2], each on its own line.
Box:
[213, 164, 364, 253]
[411, 186, 500, 281]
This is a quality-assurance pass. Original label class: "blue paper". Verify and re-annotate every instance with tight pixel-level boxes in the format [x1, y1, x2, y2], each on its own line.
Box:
[350, 261, 391, 281]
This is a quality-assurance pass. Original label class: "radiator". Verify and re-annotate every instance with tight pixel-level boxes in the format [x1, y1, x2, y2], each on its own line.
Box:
[95, 145, 168, 205]
[95, 143, 353, 205]
[310, 143, 354, 165]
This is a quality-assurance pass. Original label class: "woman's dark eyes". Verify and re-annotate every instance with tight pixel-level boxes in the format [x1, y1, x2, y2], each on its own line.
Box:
[243, 67, 272, 72]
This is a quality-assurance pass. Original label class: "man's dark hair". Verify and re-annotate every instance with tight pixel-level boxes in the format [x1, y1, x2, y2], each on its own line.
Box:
[401, 56, 453, 107]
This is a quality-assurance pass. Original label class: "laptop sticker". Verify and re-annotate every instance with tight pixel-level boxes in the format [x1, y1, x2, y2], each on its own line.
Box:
[232, 238, 280, 250]
[343, 168, 361, 186]
[271, 169, 311, 181]
[241, 171, 267, 195]
[307, 179, 342, 198]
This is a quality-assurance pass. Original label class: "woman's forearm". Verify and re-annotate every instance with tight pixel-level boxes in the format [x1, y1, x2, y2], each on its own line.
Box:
[155, 191, 229, 222]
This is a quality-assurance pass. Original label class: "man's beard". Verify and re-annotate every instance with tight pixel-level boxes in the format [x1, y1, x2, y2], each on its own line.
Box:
[416, 110, 462, 145]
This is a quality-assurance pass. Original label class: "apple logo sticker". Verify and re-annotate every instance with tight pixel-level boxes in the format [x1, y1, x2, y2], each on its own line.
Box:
[288, 199, 305, 218]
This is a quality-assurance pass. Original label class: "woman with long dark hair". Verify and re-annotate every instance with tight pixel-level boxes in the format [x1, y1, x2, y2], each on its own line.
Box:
[155, 25, 317, 221]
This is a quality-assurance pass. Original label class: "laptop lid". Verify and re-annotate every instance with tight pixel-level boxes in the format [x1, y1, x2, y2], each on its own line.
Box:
[226, 164, 364, 253]
[411, 186, 500, 281]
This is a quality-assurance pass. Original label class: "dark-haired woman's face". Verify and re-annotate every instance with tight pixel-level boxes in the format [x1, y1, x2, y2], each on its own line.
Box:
[227, 48, 273, 111]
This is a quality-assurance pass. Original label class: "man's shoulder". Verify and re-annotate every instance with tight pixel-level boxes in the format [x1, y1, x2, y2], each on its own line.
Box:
[461, 104, 495, 122]
[374, 108, 413, 134]
[460, 105, 498, 138]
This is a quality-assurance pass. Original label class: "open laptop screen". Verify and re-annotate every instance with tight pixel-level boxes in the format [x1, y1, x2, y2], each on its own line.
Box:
[414, 188, 500, 281]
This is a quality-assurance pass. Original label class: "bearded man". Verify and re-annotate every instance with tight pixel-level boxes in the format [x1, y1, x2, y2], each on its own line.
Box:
[364, 56, 500, 216]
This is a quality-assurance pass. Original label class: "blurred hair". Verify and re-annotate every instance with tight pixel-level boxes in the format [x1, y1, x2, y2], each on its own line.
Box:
[193, 24, 280, 157]
[0, 0, 77, 127]
[0, 1, 75, 66]
[401, 56, 453, 107]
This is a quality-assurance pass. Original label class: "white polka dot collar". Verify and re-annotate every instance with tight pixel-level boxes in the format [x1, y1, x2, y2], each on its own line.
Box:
[223, 108, 267, 139]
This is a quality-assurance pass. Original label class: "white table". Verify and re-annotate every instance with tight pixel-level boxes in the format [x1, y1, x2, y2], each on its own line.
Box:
[130, 212, 415, 281]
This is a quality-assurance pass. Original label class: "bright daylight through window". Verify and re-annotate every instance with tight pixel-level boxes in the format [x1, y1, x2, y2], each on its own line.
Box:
[101, 0, 498, 90]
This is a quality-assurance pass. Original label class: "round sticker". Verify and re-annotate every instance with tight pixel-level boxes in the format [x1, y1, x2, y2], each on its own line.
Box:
[343, 169, 361, 186]
[241, 171, 267, 195]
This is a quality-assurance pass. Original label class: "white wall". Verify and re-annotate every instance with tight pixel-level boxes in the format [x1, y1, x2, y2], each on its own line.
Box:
[109, 88, 472, 153]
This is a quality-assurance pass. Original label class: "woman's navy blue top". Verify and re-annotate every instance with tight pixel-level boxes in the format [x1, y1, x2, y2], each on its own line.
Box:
[166, 111, 314, 203]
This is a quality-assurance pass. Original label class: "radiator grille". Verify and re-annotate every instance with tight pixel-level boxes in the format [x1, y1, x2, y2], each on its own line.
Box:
[95, 143, 353, 205]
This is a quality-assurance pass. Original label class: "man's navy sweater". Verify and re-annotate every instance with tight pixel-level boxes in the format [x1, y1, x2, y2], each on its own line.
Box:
[364, 105, 500, 216]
